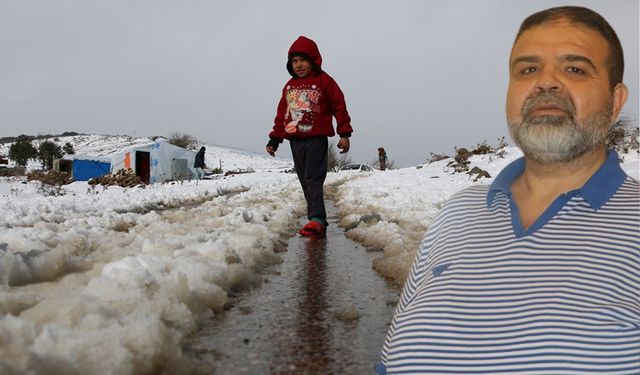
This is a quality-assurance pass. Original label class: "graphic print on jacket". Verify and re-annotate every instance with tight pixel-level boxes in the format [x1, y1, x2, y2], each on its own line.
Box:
[285, 85, 321, 134]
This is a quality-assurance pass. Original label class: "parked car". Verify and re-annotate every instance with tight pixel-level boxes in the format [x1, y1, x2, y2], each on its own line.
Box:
[338, 163, 373, 172]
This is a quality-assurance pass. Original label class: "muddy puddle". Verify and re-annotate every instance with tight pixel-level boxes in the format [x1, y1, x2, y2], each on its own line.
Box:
[185, 201, 400, 374]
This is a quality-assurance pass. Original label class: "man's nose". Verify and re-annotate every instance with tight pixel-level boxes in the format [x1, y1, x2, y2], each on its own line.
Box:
[536, 68, 563, 92]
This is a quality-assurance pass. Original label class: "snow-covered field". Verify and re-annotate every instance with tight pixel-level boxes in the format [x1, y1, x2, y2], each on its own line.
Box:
[0, 134, 638, 374]
[1, 172, 306, 374]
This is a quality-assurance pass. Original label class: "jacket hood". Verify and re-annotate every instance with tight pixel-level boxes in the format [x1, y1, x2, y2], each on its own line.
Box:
[286, 36, 322, 77]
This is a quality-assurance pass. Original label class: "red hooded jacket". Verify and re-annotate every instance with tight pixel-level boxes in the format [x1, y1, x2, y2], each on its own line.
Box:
[269, 36, 353, 141]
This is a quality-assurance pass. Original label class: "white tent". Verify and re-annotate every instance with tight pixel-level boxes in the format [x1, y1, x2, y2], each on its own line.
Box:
[110, 140, 197, 183]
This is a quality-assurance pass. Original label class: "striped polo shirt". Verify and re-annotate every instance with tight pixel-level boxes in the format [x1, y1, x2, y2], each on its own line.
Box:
[377, 150, 640, 375]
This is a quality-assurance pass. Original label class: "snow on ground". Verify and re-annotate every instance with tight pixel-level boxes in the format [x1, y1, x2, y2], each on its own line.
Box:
[1, 173, 304, 374]
[204, 144, 293, 172]
[330, 146, 639, 284]
[0, 135, 638, 374]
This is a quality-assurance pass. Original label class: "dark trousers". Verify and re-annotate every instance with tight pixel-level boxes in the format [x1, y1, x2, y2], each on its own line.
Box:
[290, 137, 328, 222]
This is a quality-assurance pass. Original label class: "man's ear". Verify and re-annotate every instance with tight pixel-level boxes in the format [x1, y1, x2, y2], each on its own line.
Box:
[611, 82, 628, 122]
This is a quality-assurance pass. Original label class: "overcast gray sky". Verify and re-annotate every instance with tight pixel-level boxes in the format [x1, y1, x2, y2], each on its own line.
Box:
[1, 0, 637, 167]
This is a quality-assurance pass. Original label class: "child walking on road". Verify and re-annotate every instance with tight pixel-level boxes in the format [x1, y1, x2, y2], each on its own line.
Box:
[266, 36, 353, 237]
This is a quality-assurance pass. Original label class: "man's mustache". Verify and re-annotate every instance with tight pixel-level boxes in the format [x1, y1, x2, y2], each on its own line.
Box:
[522, 91, 576, 121]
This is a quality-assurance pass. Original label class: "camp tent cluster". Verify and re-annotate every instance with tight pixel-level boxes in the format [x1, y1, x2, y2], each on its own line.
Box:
[55, 140, 198, 183]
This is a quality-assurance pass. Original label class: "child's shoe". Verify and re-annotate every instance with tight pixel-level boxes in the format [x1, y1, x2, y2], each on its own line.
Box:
[298, 220, 326, 237]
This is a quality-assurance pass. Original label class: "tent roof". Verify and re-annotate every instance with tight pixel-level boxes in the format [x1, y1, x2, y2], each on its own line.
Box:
[60, 154, 111, 163]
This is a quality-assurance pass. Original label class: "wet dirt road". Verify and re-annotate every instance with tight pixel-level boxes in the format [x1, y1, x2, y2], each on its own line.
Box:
[185, 201, 400, 374]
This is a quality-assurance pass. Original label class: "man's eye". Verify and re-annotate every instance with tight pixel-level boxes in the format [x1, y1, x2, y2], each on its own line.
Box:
[566, 66, 585, 74]
[520, 66, 537, 74]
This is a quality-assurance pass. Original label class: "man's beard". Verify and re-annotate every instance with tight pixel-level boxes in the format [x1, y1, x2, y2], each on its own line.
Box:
[507, 91, 612, 164]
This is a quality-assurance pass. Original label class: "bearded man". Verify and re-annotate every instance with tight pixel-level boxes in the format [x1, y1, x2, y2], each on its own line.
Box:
[376, 6, 638, 375]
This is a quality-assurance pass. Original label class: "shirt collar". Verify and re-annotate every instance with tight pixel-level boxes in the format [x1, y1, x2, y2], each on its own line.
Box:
[487, 150, 627, 210]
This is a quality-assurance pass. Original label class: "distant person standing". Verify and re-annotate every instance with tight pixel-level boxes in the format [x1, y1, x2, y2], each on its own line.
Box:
[266, 36, 353, 237]
[378, 147, 388, 171]
[193, 146, 207, 179]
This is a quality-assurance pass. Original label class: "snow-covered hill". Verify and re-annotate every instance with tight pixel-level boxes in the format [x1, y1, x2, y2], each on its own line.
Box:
[0, 134, 293, 172]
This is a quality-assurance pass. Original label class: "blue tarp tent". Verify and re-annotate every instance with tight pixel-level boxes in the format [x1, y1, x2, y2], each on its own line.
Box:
[72, 159, 111, 181]
[54, 154, 112, 181]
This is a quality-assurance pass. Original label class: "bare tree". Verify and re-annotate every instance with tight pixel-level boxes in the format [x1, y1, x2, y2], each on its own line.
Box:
[8, 135, 38, 166]
[327, 142, 352, 172]
[607, 115, 639, 153]
[167, 132, 198, 150]
[63, 142, 75, 155]
[37, 140, 63, 170]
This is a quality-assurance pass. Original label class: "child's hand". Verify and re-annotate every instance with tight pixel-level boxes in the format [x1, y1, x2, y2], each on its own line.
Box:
[338, 137, 350, 154]
[266, 139, 280, 157]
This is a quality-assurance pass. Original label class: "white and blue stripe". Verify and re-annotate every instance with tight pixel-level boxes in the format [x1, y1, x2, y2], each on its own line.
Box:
[377, 151, 640, 374]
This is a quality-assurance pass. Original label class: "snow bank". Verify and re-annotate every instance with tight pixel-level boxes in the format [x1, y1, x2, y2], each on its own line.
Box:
[0, 172, 304, 374]
[330, 146, 639, 285]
